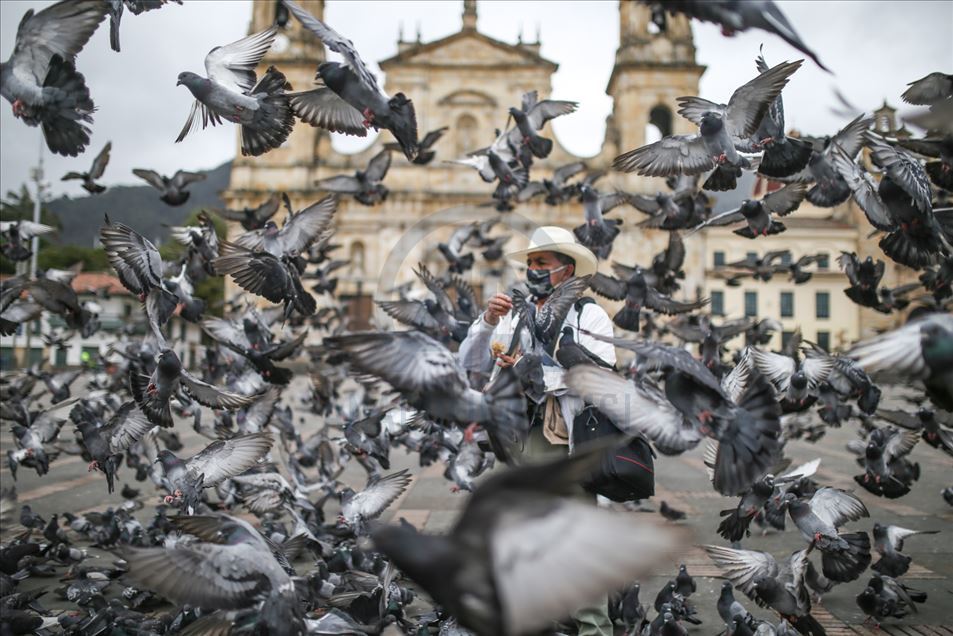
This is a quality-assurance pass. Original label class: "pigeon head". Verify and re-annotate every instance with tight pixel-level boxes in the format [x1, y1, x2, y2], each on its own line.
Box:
[157, 350, 182, 375]
[790, 371, 808, 391]
[720, 580, 733, 594]
[263, 221, 280, 236]
[176, 72, 207, 94]
[740, 200, 762, 218]
[916, 408, 933, 423]
[154, 449, 180, 468]
[699, 112, 724, 135]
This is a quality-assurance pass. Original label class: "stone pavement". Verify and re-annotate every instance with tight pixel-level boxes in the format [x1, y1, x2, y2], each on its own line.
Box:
[2, 378, 952, 634]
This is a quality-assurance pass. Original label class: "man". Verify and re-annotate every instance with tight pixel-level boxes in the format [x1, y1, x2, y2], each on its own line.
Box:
[458, 225, 617, 636]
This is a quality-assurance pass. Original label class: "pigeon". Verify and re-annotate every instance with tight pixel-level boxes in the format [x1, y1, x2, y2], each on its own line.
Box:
[130, 348, 260, 428]
[315, 148, 392, 206]
[61, 141, 111, 194]
[851, 426, 921, 499]
[848, 313, 953, 410]
[902, 72, 953, 106]
[871, 522, 939, 577]
[517, 161, 588, 205]
[202, 317, 306, 385]
[674, 565, 696, 598]
[0, 0, 107, 156]
[895, 134, 953, 192]
[385, 126, 448, 165]
[132, 168, 207, 206]
[507, 89, 579, 159]
[324, 331, 527, 457]
[747, 345, 834, 413]
[26, 278, 98, 337]
[689, 183, 807, 239]
[154, 433, 274, 512]
[339, 469, 412, 535]
[589, 267, 707, 332]
[209, 194, 282, 232]
[831, 132, 951, 269]
[743, 48, 813, 179]
[8, 405, 66, 478]
[1, 221, 54, 262]
[716, 580, 753, 630]
[452, 149, 529, 211]
[437, 222, 479, 273]
[213, 241, 318, 319]
[876, 406, 953, 456]
[572, 185, 630, 259]
[629, 185, 707, 231]
[778, 487, 871, 583]
[371, 441, 680, 636]
[838, 251, 885, 308]
[646, 1, 829, 72]
[230, 193, 338, 259]
[122, 513, 304, 634]
[619, 583, 647, 636]
[614, 60, 803, 192]
[175, 26, 293, 157]
[70, 402, 152, 494]
[284, 0, 419, 160]
[856, 574, 927, 625]
[776, 115, 872, 208]
[377, 263, 478, 342]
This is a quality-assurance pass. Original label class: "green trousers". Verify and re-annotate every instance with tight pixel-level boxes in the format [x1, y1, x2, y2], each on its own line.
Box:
[521, 425, 615, 636]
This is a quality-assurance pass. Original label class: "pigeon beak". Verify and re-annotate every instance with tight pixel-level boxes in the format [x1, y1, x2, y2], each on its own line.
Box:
[176, 79, 183, 86]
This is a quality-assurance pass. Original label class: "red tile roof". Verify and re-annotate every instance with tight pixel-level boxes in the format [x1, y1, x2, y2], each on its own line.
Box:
[72, 272, 131, 296]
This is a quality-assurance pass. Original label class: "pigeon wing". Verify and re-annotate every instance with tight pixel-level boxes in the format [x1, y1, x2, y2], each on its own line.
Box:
[278, 195, 338, 255]
[364, 149, 392, 183]
[89, 142, 111, 179]
[290, 87, 367, 136]
[186, 433, 274, 486]
[613, 135, 714, 176]
[342, 469, 412, 523]
[180, 370, 259, 411]
[829, 145, 896, 231]
[762, 183, 808, 217]
[10, 0, 107, 84]
[724, 61, 803, 139]
[702, 545, 780, 599]
[204, 26, 277, 94]
[315, 175, 362, 194]
[808, 487, 869, 528]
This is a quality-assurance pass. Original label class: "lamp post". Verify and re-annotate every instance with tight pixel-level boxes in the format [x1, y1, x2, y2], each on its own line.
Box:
[22, 132, 45, 367]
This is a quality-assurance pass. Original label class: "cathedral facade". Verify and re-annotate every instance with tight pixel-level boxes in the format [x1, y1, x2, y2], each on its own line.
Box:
[224, 0, 889, 349]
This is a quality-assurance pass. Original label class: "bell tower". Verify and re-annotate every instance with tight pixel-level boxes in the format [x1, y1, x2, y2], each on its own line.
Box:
[605, 1, 705, 161]
[226, 0, 328, 205]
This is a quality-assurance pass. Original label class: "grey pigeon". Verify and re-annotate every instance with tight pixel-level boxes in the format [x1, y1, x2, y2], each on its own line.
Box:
[385, 126, 448, 165]
[71, 401, 152, 494]
[743, 47, 813, 178]
[315, 148, 392, 206]
[132, 168, 207, 206]
[517, 161, 588, 205]
[377, 262, 478, 343]
[284, 0, 418, 160]
[573, 185, 631, 259]
[176, 26, 294, 157]
[372, 441, 680, 636]
[209, 193, 282, 231]
[230, 194, 338, 259]
[902, 72, 953, 106]
[507, 89, 579, 160]
[154, 433, 274, 512]
[130, 348, 260, 429]
[122, 513, 304, 634]
[339, 469, 412, 535]
[0, 0, 107, 156]
[831, 132, 951, 269]
[871, 522, 939, 577]
[690, 183, 807, 238]
[213, 241, 317, 319]
[589, 266, 707, 332]
[61, 141, 111, 194]
[1, 221, 54, 262]
[779, 487, 871, 583]
[614, 60, 803, 192]
[747, 345, 835, 413]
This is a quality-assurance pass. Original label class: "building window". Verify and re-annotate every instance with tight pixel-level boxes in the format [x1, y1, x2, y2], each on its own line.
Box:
[816, 331, 830, 351]
[779, 252, 792, 267]
[713, 251, 725, 267]
[456, 114, 478, 156]
[744, 291, 758, 317]
[55, 347, 68, 367]
[350, 241, 366, 275]
[746, 251, 757, 263]
[781, 331, 795, 351]
[710, 291, 724, 316]
[816, 292, 830, 319]
[780, 292, 794, 318]
[817, 253, 830, 269]
[645, 104, 673, 143]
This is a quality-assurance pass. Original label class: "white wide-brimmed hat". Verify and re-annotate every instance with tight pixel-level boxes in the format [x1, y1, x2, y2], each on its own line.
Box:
[506, 225, 598, 278]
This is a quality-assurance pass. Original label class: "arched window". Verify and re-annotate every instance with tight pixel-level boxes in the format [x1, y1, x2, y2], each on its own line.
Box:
[645, 104, 673, 143]
[456, 114, 478, 156]
[350, 241, 366, 275]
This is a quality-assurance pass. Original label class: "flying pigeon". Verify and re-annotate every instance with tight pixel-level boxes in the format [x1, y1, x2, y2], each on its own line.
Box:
[1, 221, 54, 262]
[107, 0, 182, 53]
[871, 522, 939, 577]
[589, 266, 708, 333]
[689, 183, 807, 239]
[176, 26, 294, 157]
[385, 126, 448, 165]
[315, 148, 392, 206]
[0, 0, 108, 156]
[132, 168, 207, 206]
[284, 0, 419, 160]
[61, 141, 111, 194]
[209, 194, 282, 232]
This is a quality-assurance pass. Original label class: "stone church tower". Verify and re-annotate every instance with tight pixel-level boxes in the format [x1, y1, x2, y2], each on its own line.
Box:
[222, 1, 705, 326]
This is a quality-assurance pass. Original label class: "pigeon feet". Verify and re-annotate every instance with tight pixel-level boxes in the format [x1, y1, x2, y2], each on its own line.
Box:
[450, 485, 461, 493]
[87, 460, 99, 472]
[361, 107, 375, 128]
[463, 422, 479, 443]
[147, 383, 158, 396]
[11, 99, 25, 118]
[715, 152, 728, 164]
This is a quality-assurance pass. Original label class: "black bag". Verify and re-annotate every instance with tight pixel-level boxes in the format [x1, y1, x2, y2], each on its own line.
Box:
[572, 404, 656, 502]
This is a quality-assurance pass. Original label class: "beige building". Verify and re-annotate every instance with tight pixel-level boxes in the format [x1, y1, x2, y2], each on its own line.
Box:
[223, 0, 889, 350]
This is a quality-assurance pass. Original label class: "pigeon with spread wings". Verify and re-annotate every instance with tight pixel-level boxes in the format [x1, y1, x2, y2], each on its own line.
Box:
[315, 148, 392, 206]
[690, 183, 807, 239]
[61, 141, 111, 194]
[1, 0, 108, 156]
[175, 26, 294, 157]
[283, 0, 418, 160]
[132, 168, 206, 206]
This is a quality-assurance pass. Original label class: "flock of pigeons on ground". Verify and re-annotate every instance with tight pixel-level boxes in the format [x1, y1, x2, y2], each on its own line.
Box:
[1, 0, 952, 635]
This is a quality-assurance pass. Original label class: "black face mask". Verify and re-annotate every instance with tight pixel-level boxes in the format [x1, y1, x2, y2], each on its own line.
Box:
[526, 264, 568, 298]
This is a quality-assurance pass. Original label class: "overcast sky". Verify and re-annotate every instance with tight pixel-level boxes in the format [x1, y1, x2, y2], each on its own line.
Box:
[0, 0, 950, 200]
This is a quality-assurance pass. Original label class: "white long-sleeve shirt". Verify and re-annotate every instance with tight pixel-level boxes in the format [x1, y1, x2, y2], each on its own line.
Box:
[457, 295, 617, 445]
